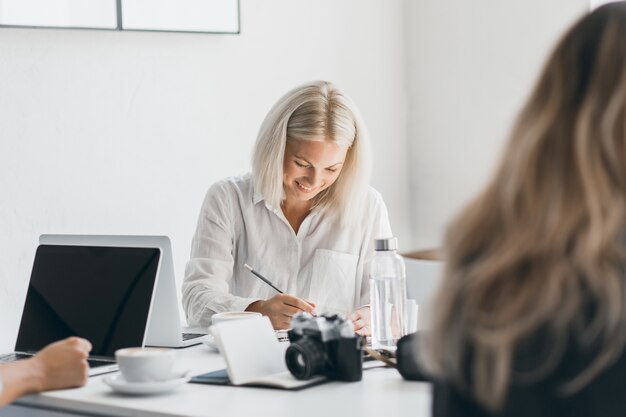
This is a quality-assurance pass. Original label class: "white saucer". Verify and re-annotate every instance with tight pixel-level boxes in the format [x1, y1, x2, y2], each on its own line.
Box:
[103, 373, 190, 395]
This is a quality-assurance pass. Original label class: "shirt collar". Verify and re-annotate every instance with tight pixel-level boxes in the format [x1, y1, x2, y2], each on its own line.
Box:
[252, 189, 264, 205]
[251, 181, 320, 218]
[251, 184, 280, 213]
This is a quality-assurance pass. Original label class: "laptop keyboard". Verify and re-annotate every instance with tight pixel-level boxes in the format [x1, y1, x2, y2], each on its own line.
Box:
[86, 359, 115, 368]
[182, 332, 206, 341]
[0, 353, 31, 362]
[0, 353, 114, 368]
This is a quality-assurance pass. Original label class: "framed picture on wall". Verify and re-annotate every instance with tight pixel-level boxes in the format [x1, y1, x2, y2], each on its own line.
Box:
[0, 0, 240, 33]
[121, 0, 239, 34]
[0, 0, 117, 30]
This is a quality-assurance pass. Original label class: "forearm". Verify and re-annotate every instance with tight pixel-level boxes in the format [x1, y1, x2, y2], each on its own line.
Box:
[182, 278, 261, 326]
[0, 359, 43, 406]
[183, 258, 233, 326]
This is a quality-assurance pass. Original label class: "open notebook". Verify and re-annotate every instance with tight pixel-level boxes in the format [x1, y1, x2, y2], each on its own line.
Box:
[191, 316, 326, 390]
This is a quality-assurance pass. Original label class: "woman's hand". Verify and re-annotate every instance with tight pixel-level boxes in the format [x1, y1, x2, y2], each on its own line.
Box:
[348, 306, 371, 336]
[30, 337, 92, 391]
[0, 336, 92, 407]
[246, 294, 316, 329]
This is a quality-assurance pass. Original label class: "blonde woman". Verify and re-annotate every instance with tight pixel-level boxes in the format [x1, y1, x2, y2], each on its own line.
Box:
[427, 3, 626, 416]
[183, 81, 391, 333]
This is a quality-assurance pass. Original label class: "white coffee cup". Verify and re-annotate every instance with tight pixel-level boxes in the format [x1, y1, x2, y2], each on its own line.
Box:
[115, 347, 176, 383]
[211, 311, 262, 325]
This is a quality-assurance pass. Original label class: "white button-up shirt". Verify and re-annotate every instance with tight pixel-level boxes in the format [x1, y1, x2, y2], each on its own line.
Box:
[182, 174, 392, 327]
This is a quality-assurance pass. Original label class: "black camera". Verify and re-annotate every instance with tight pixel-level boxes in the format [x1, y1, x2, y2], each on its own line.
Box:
[285, 313, 363, 382]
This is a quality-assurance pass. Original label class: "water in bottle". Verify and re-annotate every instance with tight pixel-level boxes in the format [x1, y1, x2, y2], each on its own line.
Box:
[368, 237, 407, 351]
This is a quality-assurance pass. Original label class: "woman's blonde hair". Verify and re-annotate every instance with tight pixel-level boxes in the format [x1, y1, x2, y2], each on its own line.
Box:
[427, 3, 626, 411]
[251, 81, 371, 224]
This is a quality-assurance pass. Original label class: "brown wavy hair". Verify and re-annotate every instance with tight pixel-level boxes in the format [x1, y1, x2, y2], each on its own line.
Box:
[426, 3, 626, 411]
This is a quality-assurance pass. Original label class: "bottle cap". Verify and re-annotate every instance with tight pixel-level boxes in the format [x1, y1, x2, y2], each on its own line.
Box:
[374, 237, 398, 251]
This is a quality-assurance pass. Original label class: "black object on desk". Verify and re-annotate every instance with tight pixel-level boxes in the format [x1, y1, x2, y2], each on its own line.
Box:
[190, 369, 328, 391]
[396, 332, 432, 382]
[190, 369, 231, 386]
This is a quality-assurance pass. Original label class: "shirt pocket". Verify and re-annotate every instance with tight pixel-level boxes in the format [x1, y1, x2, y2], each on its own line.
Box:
[307, 249, 359, 316]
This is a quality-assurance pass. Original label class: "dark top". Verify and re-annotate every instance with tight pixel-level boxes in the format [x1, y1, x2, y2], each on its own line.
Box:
[432, 329, 626, 417]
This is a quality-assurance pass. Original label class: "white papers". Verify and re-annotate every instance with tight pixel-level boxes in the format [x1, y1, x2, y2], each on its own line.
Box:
[210, 316, 325, 389]
[406, 299, 419, 334]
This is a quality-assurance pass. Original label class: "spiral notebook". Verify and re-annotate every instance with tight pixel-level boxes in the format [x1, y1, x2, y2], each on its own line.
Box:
[190, 316, 326, 390]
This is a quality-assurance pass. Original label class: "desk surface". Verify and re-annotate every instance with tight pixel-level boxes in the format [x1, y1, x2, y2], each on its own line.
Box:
[8, 344, 431, 417]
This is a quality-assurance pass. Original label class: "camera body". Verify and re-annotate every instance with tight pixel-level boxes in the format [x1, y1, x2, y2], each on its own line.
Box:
[285, 313, 363, 382]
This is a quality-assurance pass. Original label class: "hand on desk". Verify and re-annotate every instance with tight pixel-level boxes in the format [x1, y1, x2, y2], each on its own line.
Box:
[348, 306, 371, 336]
[32, 337, 92, 391]
[246, 294, 316, 329]
[0, 337, 92, 407]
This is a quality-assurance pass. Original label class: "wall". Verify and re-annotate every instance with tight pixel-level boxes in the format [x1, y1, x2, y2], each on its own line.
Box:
[405, 0, 589, 249]
[0, 0, 598, 352]
[0, 0, 410, 351]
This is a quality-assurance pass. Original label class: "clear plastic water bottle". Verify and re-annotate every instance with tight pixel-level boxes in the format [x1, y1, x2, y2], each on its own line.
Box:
[368, 237, 407, 351]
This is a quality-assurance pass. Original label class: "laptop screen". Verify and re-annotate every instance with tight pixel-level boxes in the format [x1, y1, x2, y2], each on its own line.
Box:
[15, 244, 161, 357]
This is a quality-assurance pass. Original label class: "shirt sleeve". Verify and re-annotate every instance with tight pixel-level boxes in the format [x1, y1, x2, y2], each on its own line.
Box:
[357, 188, 393, 307]
[181, 181, 261, 327]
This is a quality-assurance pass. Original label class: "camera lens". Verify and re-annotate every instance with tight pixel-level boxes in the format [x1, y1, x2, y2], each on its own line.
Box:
[285, 338, 326, 380]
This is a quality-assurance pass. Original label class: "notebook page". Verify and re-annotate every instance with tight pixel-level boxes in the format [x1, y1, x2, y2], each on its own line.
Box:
[210, 316, 288, 385]
[244, 371, 326, 389]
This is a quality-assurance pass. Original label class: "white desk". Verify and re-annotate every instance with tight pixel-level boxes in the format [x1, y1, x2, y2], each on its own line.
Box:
[2, 344, 431, 417]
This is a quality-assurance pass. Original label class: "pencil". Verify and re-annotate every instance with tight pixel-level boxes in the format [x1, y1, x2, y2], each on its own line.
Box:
[243, 264, 284, 294]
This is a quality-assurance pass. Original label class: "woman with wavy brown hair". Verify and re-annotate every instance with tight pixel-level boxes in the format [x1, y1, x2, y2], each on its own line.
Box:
[426, 3, 626, 416]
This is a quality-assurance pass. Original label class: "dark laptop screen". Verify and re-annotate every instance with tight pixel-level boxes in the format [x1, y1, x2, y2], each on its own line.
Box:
[15, 245, 161, 357]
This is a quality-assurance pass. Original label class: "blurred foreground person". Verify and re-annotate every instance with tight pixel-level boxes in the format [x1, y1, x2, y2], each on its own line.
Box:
[427, 3, 626, 416]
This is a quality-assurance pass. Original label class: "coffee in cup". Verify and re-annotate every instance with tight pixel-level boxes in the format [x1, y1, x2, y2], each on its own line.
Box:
[115, 347, 176, 383]
[211, 311, 262, 325]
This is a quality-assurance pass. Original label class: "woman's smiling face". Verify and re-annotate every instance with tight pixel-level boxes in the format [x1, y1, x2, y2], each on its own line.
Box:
[282, 139, 348, 207]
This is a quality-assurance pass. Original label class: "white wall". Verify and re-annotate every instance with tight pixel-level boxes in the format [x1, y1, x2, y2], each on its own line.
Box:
[0, 0, 598, 352]
[405, 0, 589, 248]
[0, 0, 410, 351]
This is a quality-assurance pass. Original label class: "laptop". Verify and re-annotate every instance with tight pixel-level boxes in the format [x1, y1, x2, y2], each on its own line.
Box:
[0, 244, 161, 376]
[39, 234, 208, 348]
